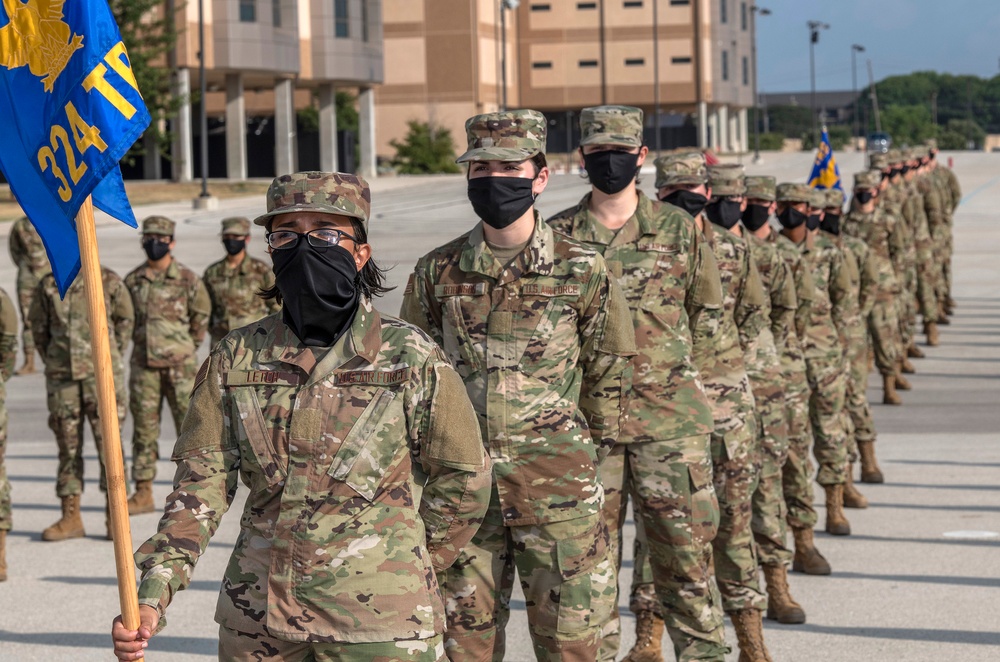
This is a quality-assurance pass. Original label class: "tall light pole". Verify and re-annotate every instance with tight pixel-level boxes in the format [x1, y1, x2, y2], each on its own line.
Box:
[751, 4, 770, 163]
[652, 0, 660, 155]
[500, 0, 520, 111]
[851, 44, 865, 146]
[807, 20, 829, 146]
[197, 0, 209, 199]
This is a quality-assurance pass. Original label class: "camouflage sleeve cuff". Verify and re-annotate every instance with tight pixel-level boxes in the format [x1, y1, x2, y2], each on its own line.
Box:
[137, 574, 172, 633]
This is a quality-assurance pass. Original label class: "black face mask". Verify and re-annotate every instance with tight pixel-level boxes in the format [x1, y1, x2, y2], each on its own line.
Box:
[467, 177, 536, 229]
[583, 150, 640, 195]
[661, 189, 709, 218]
[855, 190, 874, 205]
[272, 243, 360, 347]
[705, 199, 743, 230]
[142, 238, 170, 261]
[806, 213, 822, 231]
[777, 207, 808, 230]
[890, 168, 902, 179]
[820, 213, 840, 235]
[223, 238, 246, 256]
[899, 165, 911, 176]
[742, 204, 771, 232]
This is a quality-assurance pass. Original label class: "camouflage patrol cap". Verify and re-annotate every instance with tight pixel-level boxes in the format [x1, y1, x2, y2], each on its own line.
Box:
[221, 217, 251, 236]
[456, 109, 547, 163]
[808, 188, 827, 210]
[854, 170, 881, 189]
[823, 188, 845, 209]
[254, 172, 371, 230]
[776, 182, 813, 204]
[926, 138, 939, 151]
[579, 105, 643, 148]
[869, 152, 889, 170]
[887, 149, 904, 165]
[654, 151, 708, 189]
[745, 175, 776, 201]
[142, 215, 175, 236]
[901, 147, 916, 162]
[707, 163, 746, 196]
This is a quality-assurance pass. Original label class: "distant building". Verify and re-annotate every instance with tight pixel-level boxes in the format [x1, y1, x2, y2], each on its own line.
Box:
[760, 90, 858, 127]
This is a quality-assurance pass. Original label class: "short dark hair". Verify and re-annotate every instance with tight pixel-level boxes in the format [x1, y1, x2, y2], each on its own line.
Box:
[258, 218, 394, 304]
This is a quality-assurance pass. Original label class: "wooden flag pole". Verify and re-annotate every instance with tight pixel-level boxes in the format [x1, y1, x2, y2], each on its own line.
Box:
[75, 196, 141, 633]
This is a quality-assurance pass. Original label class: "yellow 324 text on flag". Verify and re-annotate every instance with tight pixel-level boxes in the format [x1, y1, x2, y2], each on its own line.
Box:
[36, 41, 139, 203]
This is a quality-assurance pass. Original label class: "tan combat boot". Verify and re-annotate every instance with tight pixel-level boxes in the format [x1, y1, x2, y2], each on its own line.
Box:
[907, 343, 925, 359]
[14, 352, 34, 376]
[924, 322, 940, 346]
[937, 307, 950, 325]
[126, 480, 155, 516]
[41, 495, 86, 541]
[883, 373, 902, 405]
[621, 610, 665, 662]
[792, 527, 831, 575]
[731, 609, 773, 662]
[824, 484, 851, 536]
[945, 295, 957, 314]
[842, 464, 869, 509]
[763, 564, 806, 624]
[0, 529, 7, 582]
[858, 440, 885, 484]
[900, 357, 917, 374]
[895, 360, 913, 391]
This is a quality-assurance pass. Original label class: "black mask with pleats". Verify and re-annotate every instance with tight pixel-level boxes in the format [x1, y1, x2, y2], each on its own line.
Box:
[820, 213, 841, 235]
[467, 177, 536, 229]
[705, 199, 744, 230]
[272, 243, 360, 347]
[777, 207, 808, 230]
[584, 150, 640, 195]
[661, 189, 709, 218]
[742, 204, 771, 232]
[142, 238, 170, 261]
[223, 238, 247, 256]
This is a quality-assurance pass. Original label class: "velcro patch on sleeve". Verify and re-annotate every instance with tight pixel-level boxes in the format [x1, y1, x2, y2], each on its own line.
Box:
[404, 273, 415, 295]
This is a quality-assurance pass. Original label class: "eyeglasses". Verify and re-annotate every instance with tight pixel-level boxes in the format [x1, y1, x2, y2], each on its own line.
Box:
[266, 228, 358, 251]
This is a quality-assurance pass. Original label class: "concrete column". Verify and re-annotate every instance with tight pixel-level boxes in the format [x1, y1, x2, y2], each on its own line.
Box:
[274, 78, 296, 176]
[358, 86, 376, 179]
[697, 101, 708, 148]
[708, 107, 719, 151]
[728, 107, 739, 153]
[718, 105, 730, 153]
[225, 73, 247, 181]
[172, 68, 193, 182]
[738, 107, 749, 153]
[142, 131, 161, 180]
[318, 83, 339, 172]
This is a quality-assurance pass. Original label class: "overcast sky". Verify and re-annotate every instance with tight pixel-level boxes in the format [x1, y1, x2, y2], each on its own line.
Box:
[755, 0, 1000, 93]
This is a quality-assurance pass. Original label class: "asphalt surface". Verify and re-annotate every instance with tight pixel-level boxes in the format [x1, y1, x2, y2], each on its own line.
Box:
[0, 151, 997, 661]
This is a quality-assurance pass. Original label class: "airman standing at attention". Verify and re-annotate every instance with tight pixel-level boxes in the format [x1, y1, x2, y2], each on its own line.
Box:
[8, 216, 52, 375]
[30, 268, 133, 541]
[548, 106, 728, 662]
[123, 216, 211, 515]
[899, 149, 940, 346]
[203, 216, 280, 346]
[926, 139, 960, 313]
[0, 287, 19, 582]
[656, 154, 773, 662]
[401, 109, 636, 662]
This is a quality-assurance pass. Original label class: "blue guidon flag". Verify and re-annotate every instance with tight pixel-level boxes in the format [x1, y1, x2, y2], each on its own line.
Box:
[807, 126, 843, 191]
[0, 0, 150, 294]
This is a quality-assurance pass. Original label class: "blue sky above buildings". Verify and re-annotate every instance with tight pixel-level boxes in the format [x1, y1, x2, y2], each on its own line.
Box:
[755, 0, 1000, 92]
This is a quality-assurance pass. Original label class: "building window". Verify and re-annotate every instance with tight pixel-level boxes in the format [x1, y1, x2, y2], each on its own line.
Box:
[577, 2, 597, 9]
[742, 56, 749, 85]
[239, 0, 255, 22]
[335, 0, 349, 38]
[669, 0, 690, 4]
[625, 58, 645, 66]
[672, 56, 692, 64]
[361, 0, 370, 41]
[530, 3, 551, 9]
[532, 61, 553, 69]
[741, 2, 747, 30]
[272, 0, 281, 27]
[579, 59, 599, 68]
[722, 50, 729, 81]
[624, 0, 643, 6]
[720, 0, 727, 23]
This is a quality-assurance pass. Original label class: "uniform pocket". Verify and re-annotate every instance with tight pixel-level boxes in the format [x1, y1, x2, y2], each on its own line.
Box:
[231, 387, 285, 487]
[328, 388, 400, 502]
[687, 461, 720, 544]
[555, 518, 613, 635]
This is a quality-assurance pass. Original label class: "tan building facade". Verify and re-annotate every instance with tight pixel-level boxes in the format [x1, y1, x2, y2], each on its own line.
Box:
[376, 0, 755, 159]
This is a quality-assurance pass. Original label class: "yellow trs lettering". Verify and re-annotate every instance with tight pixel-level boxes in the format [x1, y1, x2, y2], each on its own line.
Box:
[82, 42, 141, 120]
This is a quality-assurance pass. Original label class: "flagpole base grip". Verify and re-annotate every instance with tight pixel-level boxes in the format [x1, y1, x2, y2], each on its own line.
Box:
[193, 194, 219, 211]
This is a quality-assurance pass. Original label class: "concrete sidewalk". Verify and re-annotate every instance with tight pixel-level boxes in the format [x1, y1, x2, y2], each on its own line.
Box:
[0, 153, 998, 660]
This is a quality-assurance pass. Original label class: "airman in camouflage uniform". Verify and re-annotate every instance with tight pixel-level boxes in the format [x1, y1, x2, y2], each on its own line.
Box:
[0, 288, 19, 582]
[203, 217, 280, 346]
[926, 140, 961, 311]
[819, 188, 877, 510]
[30, 268, 133, 542]
[737, 174, 807, 624]
[8, 216, 51, 375]
[112, 172, 493, 661]
[776, 183, 853, 537]
[124, 216, 211, 515]
[548, 106, 728, 662]
[915, 146, 952, 322]
[656, 154, 773, 661]
[400, 110, 636, 661]
[744, 177, 831, 578]
[899, 149, 941, 345]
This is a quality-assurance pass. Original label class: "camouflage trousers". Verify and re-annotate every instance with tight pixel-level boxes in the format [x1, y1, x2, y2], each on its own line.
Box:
[603, 437, 727, 662]
[0, 384, 8, 531]
[129, 358, 196, 483]
[844, 340, 876, 461]
[899, 267, 918, 349]
[804, 354, 849, 486]
[218, 626, 445, 661]
[869, 298, 902, 377]
[15, 274, 38, 356]
[749, 382, 792, 567]
[781, 374, 818, 531]
[915, 240, 939, 323]
[437, 487, 616, 662]
[46, 376, 127, 497]
[709, 424, 766, 613]
[932, 226, 952, 306]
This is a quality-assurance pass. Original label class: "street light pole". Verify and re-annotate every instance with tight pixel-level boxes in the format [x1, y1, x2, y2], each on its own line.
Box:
[851, 44, 865, 147]
[197, 0, 209, 198]
[751, 4, 770, 163]
[807, 20, 828, 146]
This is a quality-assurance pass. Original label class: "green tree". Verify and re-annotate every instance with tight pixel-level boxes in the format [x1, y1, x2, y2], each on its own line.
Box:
[390, 121, 461, 175]
[758, 132, 785, 150]
[938, 119, 985, 150]
[881, 104, 936, 146]
[765, 105, 812, 139]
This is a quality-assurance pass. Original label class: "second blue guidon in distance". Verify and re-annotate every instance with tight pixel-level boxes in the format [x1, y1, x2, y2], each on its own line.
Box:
[807, 126, 843, 191]
[0, 0, 150, 294]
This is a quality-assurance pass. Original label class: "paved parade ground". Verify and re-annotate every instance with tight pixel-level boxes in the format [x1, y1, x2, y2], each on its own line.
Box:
[0, 151, 998, 660]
